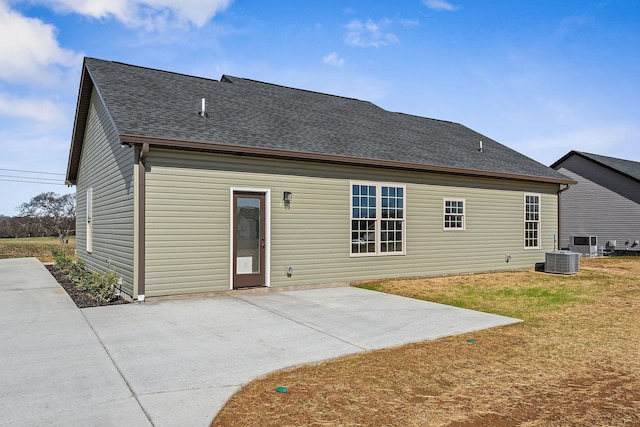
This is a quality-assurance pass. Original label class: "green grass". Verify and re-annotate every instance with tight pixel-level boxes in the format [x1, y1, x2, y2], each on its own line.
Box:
[434, 284, 588, 319]
[357, 281, 384, 292]
[0, 236, 76, 261]
[355, 265, 623, 322]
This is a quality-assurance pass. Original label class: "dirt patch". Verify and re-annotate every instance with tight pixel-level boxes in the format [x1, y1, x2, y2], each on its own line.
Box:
[46, 265, 130, 308]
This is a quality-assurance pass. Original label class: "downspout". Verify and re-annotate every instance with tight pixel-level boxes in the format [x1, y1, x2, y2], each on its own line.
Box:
[137, 142, 149, 303]
[557, 184, 571, 250]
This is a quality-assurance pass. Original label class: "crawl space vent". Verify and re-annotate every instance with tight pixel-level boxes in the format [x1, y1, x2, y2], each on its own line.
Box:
[544, 250, 580, 275]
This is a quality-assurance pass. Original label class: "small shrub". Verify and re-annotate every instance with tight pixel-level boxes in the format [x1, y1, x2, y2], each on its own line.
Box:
[87, 270, 118, 303]
[52, 249, 73, 272]
[69, 258, 91, 287]
[52, 251, 116, 303]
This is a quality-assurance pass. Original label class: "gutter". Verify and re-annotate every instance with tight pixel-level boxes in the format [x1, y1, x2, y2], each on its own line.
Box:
[119, 134, 576, 186]
[556, 183, 572, 250]
[136, 142, 149, 303]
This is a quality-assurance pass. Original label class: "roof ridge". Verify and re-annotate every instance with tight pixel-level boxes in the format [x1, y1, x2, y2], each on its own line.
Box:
[86, 57, 219, 83]
[220, 74, 383, 109]
[578, 151, 640, 165]
[392, 111, 458, 125]
[553, 150, 640, 184]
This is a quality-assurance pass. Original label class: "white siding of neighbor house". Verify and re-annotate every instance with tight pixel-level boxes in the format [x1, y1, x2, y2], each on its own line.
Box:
[144, 148, 559, 297]
[556, 156, 640, 250]
[75, 88, 135, 296]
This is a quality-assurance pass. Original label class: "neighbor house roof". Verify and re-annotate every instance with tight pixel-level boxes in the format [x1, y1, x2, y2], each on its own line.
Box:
[551, 151, 640, 184]
[67, 57, 573, 185]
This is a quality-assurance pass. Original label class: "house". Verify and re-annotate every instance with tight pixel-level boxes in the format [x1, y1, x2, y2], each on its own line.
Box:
[551, 151, 640, 255]
[66, 57, 574, 300]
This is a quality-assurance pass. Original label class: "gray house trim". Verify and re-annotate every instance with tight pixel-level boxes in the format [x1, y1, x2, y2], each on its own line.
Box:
[67, 64, 119, 185]
[552, 151, 640, 252]
[551, 150, 640, 184]
[74, 87, 136, 295]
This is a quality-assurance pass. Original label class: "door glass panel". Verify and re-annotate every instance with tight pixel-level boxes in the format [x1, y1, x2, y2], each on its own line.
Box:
[236, 197, 261, 274]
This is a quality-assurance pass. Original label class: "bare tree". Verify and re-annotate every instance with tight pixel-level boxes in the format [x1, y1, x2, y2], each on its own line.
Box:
[19, 192, 76, 243]
[0, 216, 30, 238]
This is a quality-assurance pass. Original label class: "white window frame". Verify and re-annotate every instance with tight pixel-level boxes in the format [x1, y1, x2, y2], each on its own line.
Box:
[86, 187, 93, 253]
[524, 193, 541, 249]
[350, 181, 406, 257]
[443, 198, 465, 230]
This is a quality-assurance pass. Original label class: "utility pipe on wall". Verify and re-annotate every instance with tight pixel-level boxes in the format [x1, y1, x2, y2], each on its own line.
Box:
[557, 183, 571, 250]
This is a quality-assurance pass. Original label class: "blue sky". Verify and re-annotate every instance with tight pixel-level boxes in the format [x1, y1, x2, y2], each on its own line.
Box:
[1, 0, 639, 216]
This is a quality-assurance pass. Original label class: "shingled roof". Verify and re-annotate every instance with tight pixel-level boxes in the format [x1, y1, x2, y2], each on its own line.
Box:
[551, 151, 640, 183]
[67, 57, 572, 185]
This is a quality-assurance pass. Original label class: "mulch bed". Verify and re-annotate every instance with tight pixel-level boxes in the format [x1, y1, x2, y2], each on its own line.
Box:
[46, 265, 130, 308]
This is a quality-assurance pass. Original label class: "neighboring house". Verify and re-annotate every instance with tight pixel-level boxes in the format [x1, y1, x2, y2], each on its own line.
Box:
[66, 57, 574, 300]
[551, 151, 640, 254]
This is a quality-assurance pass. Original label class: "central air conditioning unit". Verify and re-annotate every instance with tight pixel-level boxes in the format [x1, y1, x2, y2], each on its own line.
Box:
[545, 250, 580, 275]
[569, 235, 599, 257]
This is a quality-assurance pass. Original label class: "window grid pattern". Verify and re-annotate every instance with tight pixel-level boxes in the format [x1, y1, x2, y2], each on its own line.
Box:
[351, 185, 376, 219]
[351, 219, 376, 254]
[351, 185, 377, 254]
[381, 186, 404, 253]
[524, 194, 540, 248]
[351, 183, 405, 255]
[444, 199, 464, 229]
[381, 220, 403, 253]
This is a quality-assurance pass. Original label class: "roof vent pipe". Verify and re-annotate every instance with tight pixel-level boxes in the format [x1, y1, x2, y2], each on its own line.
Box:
[479, 140, 483, 152]
[200, 98, 206, 117]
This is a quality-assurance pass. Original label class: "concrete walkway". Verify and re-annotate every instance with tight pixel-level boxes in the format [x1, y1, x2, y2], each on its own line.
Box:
[0, 258, 150, 426]
[0, 258, 521, 427]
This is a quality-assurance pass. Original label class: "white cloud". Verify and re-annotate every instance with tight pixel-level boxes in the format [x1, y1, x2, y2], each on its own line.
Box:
[345, 19, 398, 48]
[0, 2, 82, 84]
[400, 19, 419, 28]
[423, 0, 460, 12]
[0, 92, 67, 123]
[323, 52, 344, 68]
[34, 0, 233, 30]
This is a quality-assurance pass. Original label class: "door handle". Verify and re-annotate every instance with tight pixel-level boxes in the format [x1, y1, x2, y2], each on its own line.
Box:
[261, 238, 265, 248]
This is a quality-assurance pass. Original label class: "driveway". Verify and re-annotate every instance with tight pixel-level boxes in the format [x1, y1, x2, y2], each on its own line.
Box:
[0, 258, 521, 427]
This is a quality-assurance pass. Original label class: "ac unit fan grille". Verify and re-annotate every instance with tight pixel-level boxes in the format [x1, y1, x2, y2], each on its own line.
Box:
[544, 251, 580, 275]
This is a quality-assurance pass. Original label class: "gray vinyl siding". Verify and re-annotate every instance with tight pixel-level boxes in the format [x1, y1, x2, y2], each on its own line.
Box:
[145, 148, 559, 297]
[75, 87, 135, 295]
[557, 157, 640, 250]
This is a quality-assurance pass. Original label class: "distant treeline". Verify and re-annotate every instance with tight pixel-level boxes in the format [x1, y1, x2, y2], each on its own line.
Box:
[0, 215, 76, 239]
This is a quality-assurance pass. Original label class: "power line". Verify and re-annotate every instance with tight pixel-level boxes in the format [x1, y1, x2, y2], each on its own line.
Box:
[0, 168, 65, 176]
[0, 178, 68, 186]
[0, 174, 63, 183]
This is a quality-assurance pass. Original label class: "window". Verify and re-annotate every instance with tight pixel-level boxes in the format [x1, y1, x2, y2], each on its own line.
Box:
[524, 194, 540, 248]
[86, 188, 93, 253]
[573, 236, 596, 246]
[444, 199, 465, 230]
[351, 182, 405, 255]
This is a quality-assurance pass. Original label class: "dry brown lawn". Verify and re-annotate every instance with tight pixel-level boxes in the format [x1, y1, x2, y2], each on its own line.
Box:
[0, 236, 75, 261]
[212, 258, 640, 426]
